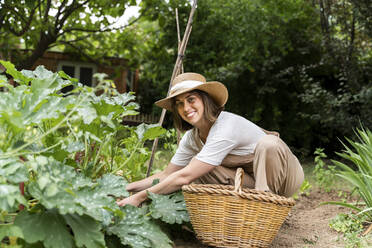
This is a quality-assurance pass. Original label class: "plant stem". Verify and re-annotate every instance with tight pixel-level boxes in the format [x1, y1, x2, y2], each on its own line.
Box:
[10, 140, 63, 158]
[112, 141, 142, 174]
[0, 92, 90, 159]
[83, 135, 89, 171]
[91, 141, 106, 178]
[0, 222, 14, 225]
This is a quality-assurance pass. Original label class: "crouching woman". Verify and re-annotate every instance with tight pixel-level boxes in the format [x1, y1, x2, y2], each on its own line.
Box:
[117, 72, 304, 207]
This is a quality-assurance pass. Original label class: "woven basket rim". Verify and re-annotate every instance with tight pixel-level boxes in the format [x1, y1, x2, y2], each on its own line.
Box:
[182, 183, 296, 206]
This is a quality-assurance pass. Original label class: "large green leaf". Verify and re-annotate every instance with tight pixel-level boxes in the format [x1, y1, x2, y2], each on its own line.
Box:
[62, 140, 85, 153]
[148, 191, 190, 224]
[14, 210, 74, 248]
[76, 104, 98, 125]
[0, 158, 28, 183]
[0, 224, 23, 240]
[64, 214, 105, 248]
[24, 95, 72, 125]
[74, 187, 118, 223]
[135, 123, 166, 142]
[108, 205, 172, 248]
[27, 156, 120, 221]
[96, 174, 129, 198]
[0, 184, 27, 212]
[22, 66, 54, 80]
[0, 78, 73, 134]
[0, 60, 31, 84]
[92, 93, 138, 121]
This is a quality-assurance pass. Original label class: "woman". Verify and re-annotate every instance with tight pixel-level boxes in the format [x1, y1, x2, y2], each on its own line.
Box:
[117, 72, 304, 207]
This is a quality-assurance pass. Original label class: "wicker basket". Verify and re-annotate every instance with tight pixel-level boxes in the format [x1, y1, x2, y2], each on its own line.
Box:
[182, 168, 295, 248]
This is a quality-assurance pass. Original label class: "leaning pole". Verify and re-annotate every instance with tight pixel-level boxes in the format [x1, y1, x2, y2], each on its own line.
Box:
[146, 0, 198, 177]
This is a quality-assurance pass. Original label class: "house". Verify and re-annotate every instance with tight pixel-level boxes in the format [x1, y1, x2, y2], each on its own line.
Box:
[32, 51, 138, 94]
[1, 50, 158, 124]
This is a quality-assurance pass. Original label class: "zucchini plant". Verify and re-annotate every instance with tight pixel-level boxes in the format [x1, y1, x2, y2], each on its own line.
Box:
[0, 61, 189, 248]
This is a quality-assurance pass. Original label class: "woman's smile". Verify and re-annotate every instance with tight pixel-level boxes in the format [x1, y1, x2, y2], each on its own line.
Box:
[175, 92, 204, 127]
[186, 111, 196, 118]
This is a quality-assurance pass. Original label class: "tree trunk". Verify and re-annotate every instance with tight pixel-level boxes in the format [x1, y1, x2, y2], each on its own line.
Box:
[17, 31, 56, 70]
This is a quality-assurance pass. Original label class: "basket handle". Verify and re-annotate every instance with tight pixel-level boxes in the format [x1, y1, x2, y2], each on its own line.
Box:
[234, 168, 244, 194]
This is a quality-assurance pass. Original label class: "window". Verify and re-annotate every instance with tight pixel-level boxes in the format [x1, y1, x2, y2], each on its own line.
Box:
[126, 70, 134, 92]
[58, 62, 97, 88]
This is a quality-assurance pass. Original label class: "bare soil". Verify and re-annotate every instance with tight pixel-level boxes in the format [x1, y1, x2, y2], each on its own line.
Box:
[174, 189, 349, 248]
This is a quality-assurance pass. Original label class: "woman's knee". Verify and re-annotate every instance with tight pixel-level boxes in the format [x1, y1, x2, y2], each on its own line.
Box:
[255, 135, 282, 155]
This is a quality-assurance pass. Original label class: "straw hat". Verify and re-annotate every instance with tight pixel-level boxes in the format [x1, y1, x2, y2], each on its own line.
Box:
[155, 72, 228, 111]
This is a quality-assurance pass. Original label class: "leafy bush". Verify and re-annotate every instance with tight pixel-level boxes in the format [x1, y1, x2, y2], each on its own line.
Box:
[0, 61, 189, 248]
[330, 213, 372, 248]
[328, 127, 372, 220]
[313, 148, 337, 192]
[323, 127, 372, 246]
[293, 179, 312, 200]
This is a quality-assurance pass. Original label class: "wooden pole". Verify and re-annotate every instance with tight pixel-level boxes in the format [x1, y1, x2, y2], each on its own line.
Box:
[175, 7, 183, 145]
[146, 0, 197, 177]
[176, 8, 184, 75]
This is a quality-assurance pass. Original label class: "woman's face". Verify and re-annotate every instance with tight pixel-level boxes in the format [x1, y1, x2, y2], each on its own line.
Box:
[175, 92, 205, 127]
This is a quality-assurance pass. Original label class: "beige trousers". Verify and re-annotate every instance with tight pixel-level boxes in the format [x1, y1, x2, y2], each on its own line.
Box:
[193, 134, 304, 197]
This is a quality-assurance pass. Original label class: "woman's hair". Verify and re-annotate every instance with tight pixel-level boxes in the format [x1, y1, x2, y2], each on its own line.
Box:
[171, 90, 223, 131]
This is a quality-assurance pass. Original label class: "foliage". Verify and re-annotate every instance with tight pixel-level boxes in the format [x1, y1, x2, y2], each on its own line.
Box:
[297, 0, 372, 152]
[324, 127, 372, 220]
[0, 62, 189, 247]
[321, 127, 372, 247]
[161, 128, 179, 155]
[148, 191, 189, 224]
[329, 213, 372, 248]
[0, 0, 148, 70]
[107, 205, 173, 248]
[293, 179, 312, 200]
[313, 148, 337, 192]
[348, 0, 372, 37]
[134, 0, 372, 155]
[330, 213, 365, 234]
[2, 0, 370, 154]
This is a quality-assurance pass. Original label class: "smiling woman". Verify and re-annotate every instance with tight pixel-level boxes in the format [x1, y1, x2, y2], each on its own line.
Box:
[117, 72, 304, 207]
[172, 90, 220, 134]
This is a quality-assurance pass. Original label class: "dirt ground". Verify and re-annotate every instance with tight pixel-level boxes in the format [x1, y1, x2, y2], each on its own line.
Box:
[174, 189, 349, 248]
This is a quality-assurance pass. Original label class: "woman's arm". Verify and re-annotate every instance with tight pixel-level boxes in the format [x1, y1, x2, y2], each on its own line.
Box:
[126, 163, 183, 192]
[117, 158, 215, 207]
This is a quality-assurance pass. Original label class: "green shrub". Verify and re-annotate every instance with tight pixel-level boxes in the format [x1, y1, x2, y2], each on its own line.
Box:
[293, 179, 312, 200]
[323, 127, 372, 247]
[329, 127, 372, 220]
[313, 148, 337, 192]
[330, 213, 372, 248]
[0, 61, 188, 248]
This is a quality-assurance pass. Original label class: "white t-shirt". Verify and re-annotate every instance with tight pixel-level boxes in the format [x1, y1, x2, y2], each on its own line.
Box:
[170, 111, 266, 166]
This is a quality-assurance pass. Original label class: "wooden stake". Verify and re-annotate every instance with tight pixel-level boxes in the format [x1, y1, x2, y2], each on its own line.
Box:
[146, 0, 197, 177]
[363, 223, 372, 236]
[176, 8, 184, 75]
[175, 7, 183, 145]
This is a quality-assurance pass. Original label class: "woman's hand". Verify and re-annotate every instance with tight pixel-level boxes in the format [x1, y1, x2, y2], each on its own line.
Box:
[125, 182, 137, 192]
[116, 193, 143, 207]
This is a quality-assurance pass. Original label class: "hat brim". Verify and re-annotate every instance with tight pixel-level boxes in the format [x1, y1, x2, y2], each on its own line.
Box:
[155, 81, 228, 111]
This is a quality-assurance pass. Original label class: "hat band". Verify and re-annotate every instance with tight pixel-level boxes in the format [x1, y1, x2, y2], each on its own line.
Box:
[170, 80, 204, 95]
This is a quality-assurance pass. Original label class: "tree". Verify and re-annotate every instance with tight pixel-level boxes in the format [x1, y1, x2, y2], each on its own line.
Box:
[298, 0, 372, 151]
[0, 0, 144, 70]
[137, 0, 324, 152]
[350, 0, 372, 36]
[136, 0, 372, 155]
